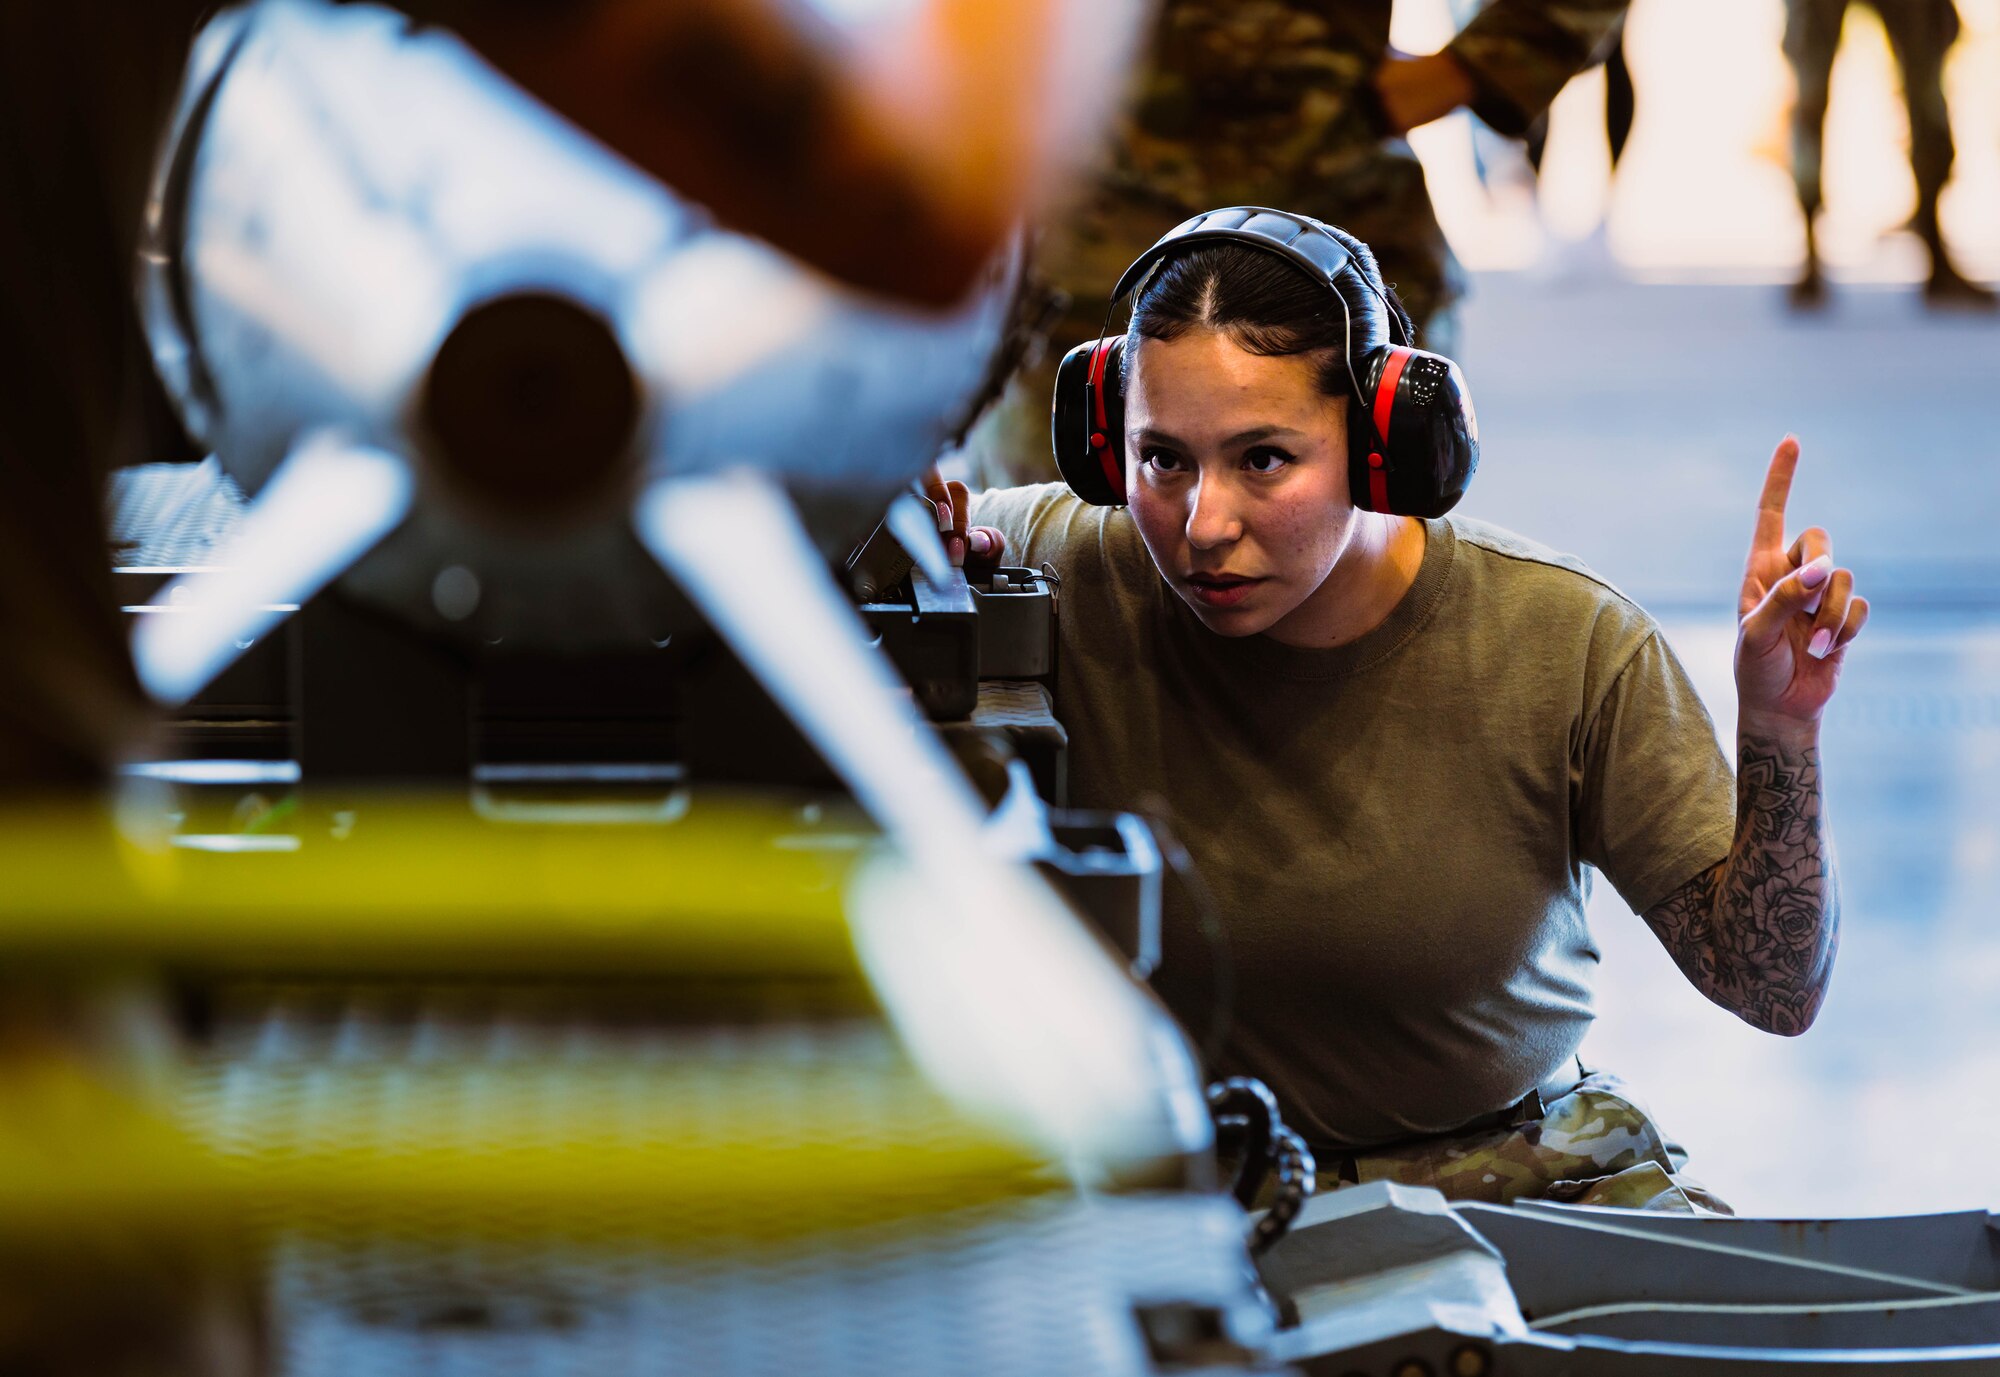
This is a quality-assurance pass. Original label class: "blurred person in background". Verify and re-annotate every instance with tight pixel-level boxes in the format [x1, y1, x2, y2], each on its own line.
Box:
[962, 0, 1633, 489]
[1448, 3, 1633, 235]
[1523, 17, 1633, 279]
[0, 0, 1144, 792]
[1784, 0, 1993, 308]
[1522, 17, 1633, 181]
[1509, 11, 1634, 278]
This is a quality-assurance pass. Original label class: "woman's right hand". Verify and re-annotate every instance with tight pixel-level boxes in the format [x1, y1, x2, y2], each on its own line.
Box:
[922, 470, 1008, 578]
[962, 525, 1007, 578]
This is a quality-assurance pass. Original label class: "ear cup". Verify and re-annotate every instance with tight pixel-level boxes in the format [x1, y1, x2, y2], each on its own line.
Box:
[1349, 345, 1479, 518]
[1051, 336, 1128, 506]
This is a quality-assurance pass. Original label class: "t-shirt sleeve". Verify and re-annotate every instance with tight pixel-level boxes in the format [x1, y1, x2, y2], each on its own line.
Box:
[1574, 628, 1736, 915]
[966, 482, 1111, 578]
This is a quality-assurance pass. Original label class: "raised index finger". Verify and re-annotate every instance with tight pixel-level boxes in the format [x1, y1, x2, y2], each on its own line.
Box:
[1751, 435, 1801, 555]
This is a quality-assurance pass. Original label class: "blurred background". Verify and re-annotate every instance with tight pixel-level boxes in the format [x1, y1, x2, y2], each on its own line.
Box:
[1394, 0, 2000, 1215]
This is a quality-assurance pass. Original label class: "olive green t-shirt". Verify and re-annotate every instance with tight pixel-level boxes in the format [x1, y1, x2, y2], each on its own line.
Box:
[970, 484, 1736, 1149]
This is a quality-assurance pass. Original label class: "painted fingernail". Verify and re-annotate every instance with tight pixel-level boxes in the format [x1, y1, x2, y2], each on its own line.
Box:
[969, 529, 993, 556]
[1808, 628, 1833, 659]
[1800, 556, 1832, 589]
[946, 535, 966, 566]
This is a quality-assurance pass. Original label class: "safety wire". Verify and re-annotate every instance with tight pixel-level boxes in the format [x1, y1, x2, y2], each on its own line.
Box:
[1205, 1077, 1317, 1257]
[1252, 1125, 1315, 1256]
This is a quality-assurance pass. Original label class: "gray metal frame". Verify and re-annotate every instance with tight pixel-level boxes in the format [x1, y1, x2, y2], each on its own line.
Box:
[1256, 1182, 2000, 1373]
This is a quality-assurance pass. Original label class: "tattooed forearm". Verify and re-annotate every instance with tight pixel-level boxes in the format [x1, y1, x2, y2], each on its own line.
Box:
[1642, 735, 1839, 1035]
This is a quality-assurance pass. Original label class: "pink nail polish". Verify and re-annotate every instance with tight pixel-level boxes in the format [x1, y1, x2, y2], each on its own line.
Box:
[1808, 628, 1833, 659]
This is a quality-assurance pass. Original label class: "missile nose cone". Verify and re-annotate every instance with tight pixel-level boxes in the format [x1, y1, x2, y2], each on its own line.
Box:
[422, 291, 640, 524]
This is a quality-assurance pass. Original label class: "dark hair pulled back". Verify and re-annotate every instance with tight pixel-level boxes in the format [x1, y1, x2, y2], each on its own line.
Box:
[1122, 231, 1413, 404]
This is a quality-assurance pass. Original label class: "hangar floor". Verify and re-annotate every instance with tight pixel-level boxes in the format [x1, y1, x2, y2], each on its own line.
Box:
[1457, 271, 2000, 1217]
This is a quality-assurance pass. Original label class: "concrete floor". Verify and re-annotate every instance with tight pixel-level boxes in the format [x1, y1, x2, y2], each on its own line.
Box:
[1453, 270, 2000, 1216]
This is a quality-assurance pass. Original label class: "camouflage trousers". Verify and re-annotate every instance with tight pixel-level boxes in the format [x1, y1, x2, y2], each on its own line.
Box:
[1304, 1071, 1733, 1215]
[1786, 0, 1960, 211]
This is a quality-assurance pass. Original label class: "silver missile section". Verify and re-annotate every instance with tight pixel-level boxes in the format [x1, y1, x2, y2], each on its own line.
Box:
[127, 0, 1210, 1191]
[137, 0, 1014, 673]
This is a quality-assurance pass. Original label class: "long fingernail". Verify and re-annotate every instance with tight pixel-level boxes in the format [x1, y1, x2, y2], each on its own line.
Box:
[969, 529, 993, 556]
[1808, 628, 1833, 659]
[1800, 556, 1832, 589]
[946, 535, 966, 566]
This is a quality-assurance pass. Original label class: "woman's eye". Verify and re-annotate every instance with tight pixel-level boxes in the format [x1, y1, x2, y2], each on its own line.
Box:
[1140, 448, 1187, 473]
[1243, 447, 1292, 474]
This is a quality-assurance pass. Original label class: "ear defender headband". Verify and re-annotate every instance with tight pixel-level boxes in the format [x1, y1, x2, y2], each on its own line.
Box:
[1051, 207, 1478, 517]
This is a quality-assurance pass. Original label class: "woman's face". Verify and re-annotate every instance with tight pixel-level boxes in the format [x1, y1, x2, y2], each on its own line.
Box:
[1124, 328, 1361, 640]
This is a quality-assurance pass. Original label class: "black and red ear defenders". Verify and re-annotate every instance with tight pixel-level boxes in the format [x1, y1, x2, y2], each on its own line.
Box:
[1051, 206, 1479, 518]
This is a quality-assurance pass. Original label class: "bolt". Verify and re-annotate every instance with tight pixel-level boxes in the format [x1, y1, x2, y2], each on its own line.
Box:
[431, 564, 481, 622]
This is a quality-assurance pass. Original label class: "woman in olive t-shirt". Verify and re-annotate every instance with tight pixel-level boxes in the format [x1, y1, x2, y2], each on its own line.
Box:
[946, 224, 1864, 1210]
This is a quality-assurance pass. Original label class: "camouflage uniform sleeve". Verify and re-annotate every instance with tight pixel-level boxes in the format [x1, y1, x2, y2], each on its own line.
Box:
[1444, 0, 1630, 138]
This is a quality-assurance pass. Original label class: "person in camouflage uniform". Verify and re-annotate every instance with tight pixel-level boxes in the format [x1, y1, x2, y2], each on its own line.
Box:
[1784, 0, 1992, 308]
[965, 0, 1631, 487]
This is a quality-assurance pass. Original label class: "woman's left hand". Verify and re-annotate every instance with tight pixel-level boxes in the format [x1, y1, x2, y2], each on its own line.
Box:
[1734, 435, 1869, 734]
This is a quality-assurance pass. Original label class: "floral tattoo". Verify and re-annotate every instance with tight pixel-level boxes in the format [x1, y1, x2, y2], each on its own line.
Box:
[1641, 737, 1838, 1035]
